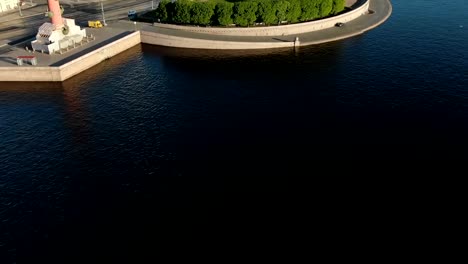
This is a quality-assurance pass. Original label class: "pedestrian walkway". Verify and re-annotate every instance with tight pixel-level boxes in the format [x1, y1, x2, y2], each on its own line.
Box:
[109, 0, 391, 49]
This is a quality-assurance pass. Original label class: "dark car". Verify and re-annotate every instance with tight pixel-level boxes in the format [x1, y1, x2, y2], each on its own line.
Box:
[335, 22, 345, 27]
[128, 10, 137, 20]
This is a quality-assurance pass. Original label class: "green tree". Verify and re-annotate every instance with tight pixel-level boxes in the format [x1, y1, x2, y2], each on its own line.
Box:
[300, 0, 319, 21]
[215, 2, 234, 26]
[319, 0, 333, 18]
[257, 0, 276, 25]
[274, 0, 290, 24]
[166, 1, 176, 22]
[173, 0, 192, 24]
[234, 1, 258, 27]
[191, 2, 215, 25]
[286, 0, 302, 23]
[331, 0, 346, 15]
[157, 0, 345, 27]
[154, 0, 170, 22]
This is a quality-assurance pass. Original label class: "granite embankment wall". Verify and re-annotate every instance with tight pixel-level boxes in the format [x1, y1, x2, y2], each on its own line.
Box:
[140, 31, 295, 50]
[0, 31, 141, 82]
[153, 0, 369, 37]
[0, 66, 62, 82]
[59, 31, 141, 81]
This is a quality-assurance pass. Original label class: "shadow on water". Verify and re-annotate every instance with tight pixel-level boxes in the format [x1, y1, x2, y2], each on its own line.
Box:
[141, 40, 346, 61]
[140, 41, 347, 80]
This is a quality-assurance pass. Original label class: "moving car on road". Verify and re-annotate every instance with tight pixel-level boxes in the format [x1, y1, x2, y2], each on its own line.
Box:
[128, 10, 137, 20]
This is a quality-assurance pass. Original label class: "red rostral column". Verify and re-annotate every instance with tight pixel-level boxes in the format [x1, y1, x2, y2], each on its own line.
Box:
[48, 0, 64, 28]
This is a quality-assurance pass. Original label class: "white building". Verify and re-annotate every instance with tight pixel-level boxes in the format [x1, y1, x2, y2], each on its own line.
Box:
[31, 18, 86, 54]
[0, 0, 20, 13]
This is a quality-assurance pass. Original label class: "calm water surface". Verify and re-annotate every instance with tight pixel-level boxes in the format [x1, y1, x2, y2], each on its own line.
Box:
[1, 0, 467, 262]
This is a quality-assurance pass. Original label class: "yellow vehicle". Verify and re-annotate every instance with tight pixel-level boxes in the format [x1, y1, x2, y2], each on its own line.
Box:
[88, 20, 103, 28]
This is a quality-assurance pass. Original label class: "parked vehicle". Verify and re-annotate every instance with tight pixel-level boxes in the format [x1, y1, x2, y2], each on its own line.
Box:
[88, 20, 103, 28]
[335, 22, 345, 27]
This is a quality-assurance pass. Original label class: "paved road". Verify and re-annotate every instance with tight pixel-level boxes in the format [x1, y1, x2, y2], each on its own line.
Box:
[0, 0, 156, 43]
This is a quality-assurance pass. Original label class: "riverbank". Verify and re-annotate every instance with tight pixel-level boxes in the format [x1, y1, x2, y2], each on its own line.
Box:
[135, 0, 391, 49]
[0, 0, 392, 82]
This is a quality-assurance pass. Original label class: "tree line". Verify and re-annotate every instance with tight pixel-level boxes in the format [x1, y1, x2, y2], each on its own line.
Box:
[154, 0, 346, 27]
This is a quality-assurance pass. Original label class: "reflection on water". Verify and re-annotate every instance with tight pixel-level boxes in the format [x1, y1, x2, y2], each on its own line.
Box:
[143, 44, 298, 59]
[142, 41, 347, 72]
[1, 1, 468, 261]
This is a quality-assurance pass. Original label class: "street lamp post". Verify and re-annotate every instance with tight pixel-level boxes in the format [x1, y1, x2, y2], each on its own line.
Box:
[18, 0, 23, 17]
[151, 0, 154, 10]
[100, 1, 107, 26]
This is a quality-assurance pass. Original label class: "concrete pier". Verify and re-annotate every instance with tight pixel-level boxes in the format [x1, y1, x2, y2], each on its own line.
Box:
[0, 30, 140, 82]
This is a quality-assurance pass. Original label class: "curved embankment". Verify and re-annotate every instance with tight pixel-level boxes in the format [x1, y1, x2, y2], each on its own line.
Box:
[154, 0, 369, 37]
[0, 1, 392, 82]
[141, 0, 392, 50]
[300, 0, 393, 46]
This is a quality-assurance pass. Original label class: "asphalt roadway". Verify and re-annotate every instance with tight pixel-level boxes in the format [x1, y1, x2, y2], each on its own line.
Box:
[0, 0, 156, 43]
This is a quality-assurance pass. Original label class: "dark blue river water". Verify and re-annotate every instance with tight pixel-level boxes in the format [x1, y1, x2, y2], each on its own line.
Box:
[1, 0, 467, 262]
